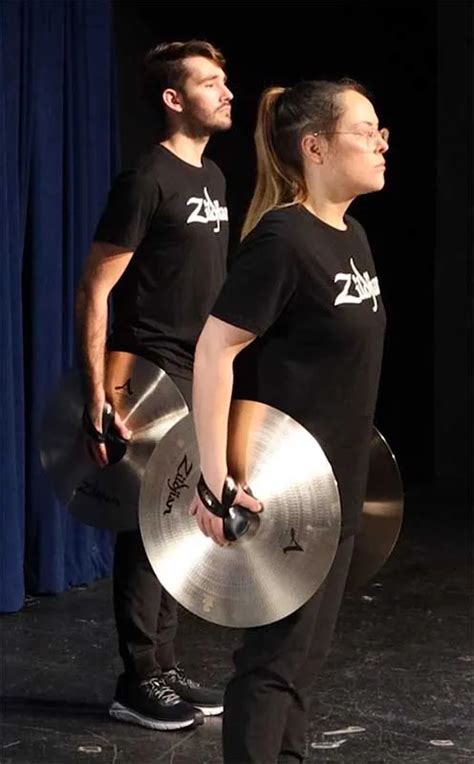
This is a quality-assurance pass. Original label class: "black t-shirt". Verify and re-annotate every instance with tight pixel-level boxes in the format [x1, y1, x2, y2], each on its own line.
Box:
[94, 144, 228, 384]
[212, 205, 386, 537]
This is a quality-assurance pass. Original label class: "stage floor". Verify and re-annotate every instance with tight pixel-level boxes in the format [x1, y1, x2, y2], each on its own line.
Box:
[2, 495, 472, 763]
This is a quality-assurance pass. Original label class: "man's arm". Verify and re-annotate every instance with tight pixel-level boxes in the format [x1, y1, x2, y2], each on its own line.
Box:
[75, 241, 133, 465]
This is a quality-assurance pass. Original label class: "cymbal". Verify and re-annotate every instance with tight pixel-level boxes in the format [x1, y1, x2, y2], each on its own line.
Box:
[40, 352, 188, 530]
[139, 401, 341, 628]
[346, 427, 404, 590]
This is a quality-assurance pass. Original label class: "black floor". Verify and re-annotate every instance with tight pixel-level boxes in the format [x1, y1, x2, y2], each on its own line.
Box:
[1, 495, 472, 763]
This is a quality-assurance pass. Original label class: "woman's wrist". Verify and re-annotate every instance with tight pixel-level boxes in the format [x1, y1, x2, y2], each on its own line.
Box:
[197, 473, 238, 518]
[199, 463, 228, 502]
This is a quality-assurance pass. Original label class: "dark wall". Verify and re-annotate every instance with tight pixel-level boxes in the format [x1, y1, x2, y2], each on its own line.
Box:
[113, 1, 471, 500]
[434, 2, 471, 502]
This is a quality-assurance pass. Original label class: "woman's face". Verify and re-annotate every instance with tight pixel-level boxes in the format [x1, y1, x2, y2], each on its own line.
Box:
[317, 89, 388, 198]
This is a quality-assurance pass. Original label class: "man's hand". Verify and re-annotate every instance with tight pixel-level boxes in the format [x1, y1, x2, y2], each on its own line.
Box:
[76, 242, 134, 468]
[84, 397, 131, 468]
[189, 484, 262, 546]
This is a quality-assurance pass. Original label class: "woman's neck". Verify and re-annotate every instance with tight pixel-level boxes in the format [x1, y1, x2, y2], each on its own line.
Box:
[302, 198, 350, 231]
[302, 174, 354, 230]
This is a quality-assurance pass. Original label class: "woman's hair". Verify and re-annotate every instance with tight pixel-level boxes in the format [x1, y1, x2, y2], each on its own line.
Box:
[142, 40, 225, 126]
[241, 78, 370, 239]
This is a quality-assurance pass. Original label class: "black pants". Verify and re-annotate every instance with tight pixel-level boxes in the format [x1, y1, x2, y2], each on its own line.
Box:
[112, 371, 192, 680]
[113, 530, 178, 678]
[223, 534, 355, 764]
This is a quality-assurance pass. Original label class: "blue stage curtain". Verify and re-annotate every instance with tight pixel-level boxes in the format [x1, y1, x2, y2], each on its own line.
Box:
[0, 0, 119, 612]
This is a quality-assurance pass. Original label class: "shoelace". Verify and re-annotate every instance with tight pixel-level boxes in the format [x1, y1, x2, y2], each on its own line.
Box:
[165, 665, 201, 689]
[141, 677, 181, 705]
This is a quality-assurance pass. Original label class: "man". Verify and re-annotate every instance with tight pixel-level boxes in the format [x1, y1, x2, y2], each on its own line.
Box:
[75, 40, 233, 731]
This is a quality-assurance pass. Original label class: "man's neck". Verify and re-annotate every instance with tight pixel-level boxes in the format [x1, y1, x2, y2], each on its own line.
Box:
[160, 133, 209, 168]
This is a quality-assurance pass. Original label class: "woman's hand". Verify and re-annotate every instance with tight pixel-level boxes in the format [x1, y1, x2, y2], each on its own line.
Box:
[189, 484, 262, 546]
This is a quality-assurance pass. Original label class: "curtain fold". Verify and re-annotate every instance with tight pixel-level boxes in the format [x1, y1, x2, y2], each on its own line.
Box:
[1, 0, 119, 612]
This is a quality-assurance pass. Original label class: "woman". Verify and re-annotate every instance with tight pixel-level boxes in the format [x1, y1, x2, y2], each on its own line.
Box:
[190, 79, 388, 762]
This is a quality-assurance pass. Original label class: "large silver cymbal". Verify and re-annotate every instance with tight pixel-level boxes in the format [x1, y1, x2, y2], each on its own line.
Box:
[40, 352, 188, 531]
[347, 427, 404, 590]
[139, 401, 341, 628]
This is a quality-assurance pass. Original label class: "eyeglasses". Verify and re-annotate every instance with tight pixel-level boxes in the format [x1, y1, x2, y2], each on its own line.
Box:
[314, 127, 389, 150]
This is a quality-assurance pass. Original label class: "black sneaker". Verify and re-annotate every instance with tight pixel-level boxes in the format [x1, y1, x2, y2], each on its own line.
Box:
[109, 673, 204, 730]
[161, 665, 224, 716]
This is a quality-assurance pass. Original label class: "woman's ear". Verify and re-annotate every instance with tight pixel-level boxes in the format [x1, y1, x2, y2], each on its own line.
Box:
[301, 134, 324, 164]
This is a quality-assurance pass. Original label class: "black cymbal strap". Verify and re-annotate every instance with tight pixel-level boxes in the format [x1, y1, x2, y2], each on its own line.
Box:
[197, 474, 237, 518]
[82, 405, 108, 443]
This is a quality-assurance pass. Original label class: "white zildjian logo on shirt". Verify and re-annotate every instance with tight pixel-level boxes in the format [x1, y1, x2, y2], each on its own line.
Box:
[186, 186, 228, 233]
[334, 257, 380, 313]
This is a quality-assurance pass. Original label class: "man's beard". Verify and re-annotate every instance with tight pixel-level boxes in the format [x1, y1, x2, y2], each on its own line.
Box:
[182, 105, 231, 139]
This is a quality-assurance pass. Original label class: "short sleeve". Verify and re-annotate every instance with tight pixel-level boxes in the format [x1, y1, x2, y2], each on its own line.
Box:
[94, 170, 161, 250]
[212, 215, 298, 336]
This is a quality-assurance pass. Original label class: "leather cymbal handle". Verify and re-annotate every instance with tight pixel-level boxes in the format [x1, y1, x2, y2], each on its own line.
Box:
[102, 405, 128, 465]
[223, 506, 254, 541]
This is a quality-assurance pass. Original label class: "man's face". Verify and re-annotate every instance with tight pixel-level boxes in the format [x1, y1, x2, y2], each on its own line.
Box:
[178, 56, 233, 136]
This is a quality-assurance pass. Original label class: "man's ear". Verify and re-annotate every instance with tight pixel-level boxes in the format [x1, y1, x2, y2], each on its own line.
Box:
[162, 88, 184, 114]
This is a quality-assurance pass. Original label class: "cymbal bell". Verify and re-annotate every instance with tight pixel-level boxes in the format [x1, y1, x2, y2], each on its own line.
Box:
[347, 427, 404, 589]
[139, 401, 341, 628]
[40, 352, 188, 531]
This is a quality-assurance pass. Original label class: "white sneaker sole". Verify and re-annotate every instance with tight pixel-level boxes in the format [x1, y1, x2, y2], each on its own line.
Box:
[109, 701, 196, 730]
[194, 704, 224, 716]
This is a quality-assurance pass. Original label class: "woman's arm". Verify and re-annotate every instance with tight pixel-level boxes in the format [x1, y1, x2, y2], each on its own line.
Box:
[191, 315, 262, 545]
